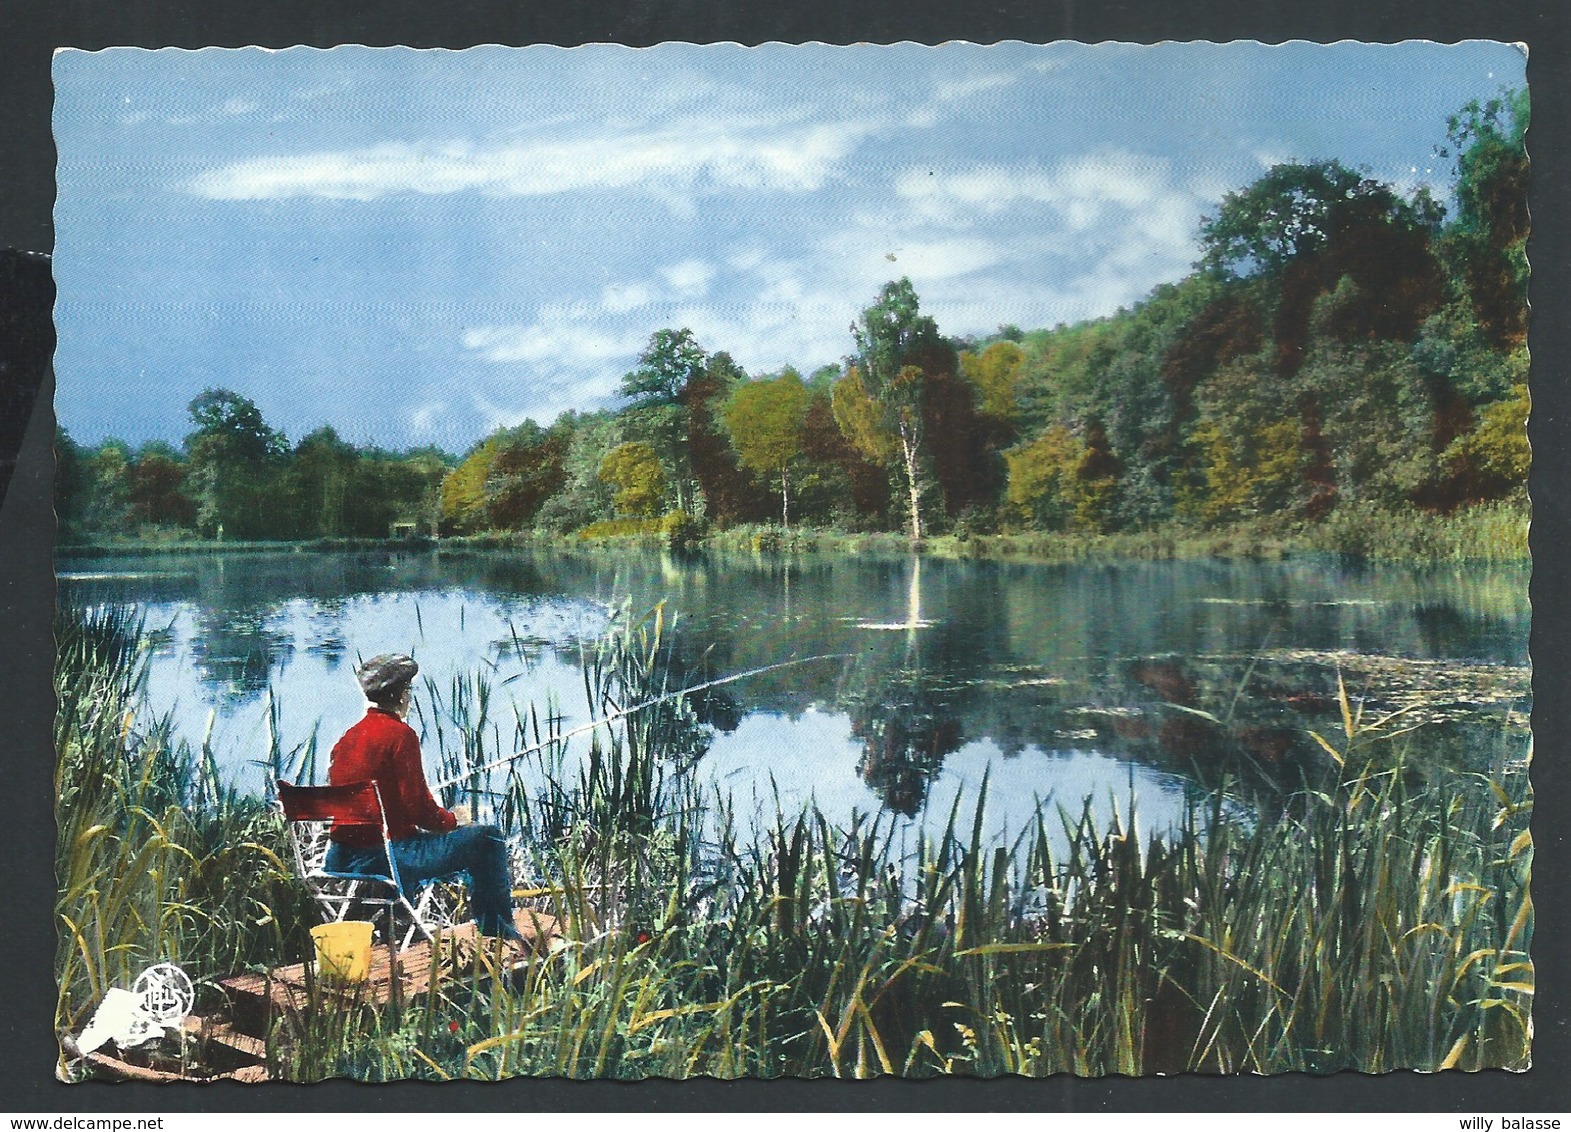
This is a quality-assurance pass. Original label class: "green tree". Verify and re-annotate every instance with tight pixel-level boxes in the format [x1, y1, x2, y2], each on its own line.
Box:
[54, 426, 87, 537]
[535, 412, 621, 533]
[1439, 89, 1529, 349]
[598, 441, 666, 518]
[1296, 311, 1440, 510]
[183, 389, 287, 539]
[1410, 301, 1520, 406]
[80, 439, 132, 534]
[723, 369, 810, 527]
[1198, 160, 1442, 280]
[620, 328, 708, 513]
[291, 426, 358, 538]
[351, 450, 447, 538]
[849, 278, 946, 540]
[398, 448, 451, 536]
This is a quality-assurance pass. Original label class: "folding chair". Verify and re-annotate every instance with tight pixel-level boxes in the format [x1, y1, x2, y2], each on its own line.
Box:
[277, 780, 464, 954]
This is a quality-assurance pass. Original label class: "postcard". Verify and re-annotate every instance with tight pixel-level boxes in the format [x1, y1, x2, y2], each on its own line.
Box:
[50, 41, 1530, 1082]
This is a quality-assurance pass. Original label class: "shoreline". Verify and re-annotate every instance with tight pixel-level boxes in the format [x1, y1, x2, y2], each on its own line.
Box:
[56, 502, 1531, 565]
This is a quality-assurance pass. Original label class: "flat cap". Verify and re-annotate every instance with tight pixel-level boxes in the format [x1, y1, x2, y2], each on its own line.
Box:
[357, 653, 419, 701]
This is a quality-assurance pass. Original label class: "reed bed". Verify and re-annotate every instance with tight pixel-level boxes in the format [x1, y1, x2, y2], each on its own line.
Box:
[55, 603, 1532, 1080]
[53, 606, 316, 1078]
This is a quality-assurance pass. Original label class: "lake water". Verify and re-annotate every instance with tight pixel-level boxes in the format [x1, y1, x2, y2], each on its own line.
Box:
[57, 547, 1531, 848]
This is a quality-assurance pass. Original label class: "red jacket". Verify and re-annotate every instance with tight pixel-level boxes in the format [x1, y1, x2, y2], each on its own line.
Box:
[328, 708, 457, 845]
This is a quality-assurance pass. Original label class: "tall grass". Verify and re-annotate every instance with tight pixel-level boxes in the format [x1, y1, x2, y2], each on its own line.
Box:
[57, 603, 1531, 1080]
[63, 497, 1531, 565]
[262, 761, 1530, 1079]
[1305, 499, 1530, 562]
[299, 611, 1531, 1078]
[54, 605, 315, 1076]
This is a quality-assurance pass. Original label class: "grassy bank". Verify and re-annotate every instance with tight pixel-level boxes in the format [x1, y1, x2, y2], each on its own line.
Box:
[57, 534, 444, 557]
[56, 604, 1532, 1079]
[53, 607, 318, 1077]
[59, 500, 1529, 564]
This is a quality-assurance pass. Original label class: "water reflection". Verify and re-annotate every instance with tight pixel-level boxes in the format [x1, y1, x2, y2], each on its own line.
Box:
[187, 605, 295, 700]
[58, 547, 1531, 842]
[850, 675, 964, 816]
[841, 557, 968, 814]
[636, 627, 747, 766]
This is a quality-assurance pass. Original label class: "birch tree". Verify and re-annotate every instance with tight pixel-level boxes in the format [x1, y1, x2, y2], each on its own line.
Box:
[848, 279, 944, 540]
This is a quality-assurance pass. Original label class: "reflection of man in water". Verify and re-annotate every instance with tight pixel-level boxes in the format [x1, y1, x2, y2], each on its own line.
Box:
[325, 653, 524, 945]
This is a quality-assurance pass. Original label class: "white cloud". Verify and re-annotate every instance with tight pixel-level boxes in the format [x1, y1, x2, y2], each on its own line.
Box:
[471, 373, 615, 433]
[600, 282, 654, 313]
[462, 322, 647, 367]
[828, 232, 1005, 284]
[654, 295, 852, 380]
[456, 252, 864, 404]
[797, 151, 1219, 339]
[895, 151, 1201, 233]
[409, 401, 447, 433]
[187, 114, 880, 202]
[661, 259, 715, 295]
[934, 72, 1017, 103]
[726, 247, 770, 272]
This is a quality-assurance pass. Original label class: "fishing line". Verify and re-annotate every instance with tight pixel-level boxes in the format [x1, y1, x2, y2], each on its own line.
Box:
[432, 652, 855, 789]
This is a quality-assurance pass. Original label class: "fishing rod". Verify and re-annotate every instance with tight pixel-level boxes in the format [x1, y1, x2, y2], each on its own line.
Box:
[431, 652, 855, 789]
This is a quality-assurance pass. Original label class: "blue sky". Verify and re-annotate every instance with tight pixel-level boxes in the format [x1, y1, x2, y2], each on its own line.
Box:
[53, 41, 1526, 454]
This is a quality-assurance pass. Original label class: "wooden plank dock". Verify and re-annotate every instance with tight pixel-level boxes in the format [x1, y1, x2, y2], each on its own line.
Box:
[82, 910, 562, 1083]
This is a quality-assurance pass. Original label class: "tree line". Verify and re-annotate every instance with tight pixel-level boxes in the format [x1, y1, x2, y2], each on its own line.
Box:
[57, 91, 1528, 546]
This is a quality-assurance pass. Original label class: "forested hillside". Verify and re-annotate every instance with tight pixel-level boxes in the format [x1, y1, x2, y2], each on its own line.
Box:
[57, 92, 1528, 553]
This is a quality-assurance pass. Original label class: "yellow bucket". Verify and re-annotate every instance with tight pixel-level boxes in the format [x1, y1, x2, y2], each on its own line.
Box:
[311, 921, 374, 983]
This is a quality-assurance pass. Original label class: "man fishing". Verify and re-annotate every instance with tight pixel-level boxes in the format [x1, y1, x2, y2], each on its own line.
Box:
[325, 653, 525, 949]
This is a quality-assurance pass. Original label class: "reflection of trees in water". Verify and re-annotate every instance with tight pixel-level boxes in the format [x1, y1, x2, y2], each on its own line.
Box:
[188, 605, 294, 703]
[302, 598, 349, 667]
[65, 549, 1527, 798]
[617, 626, 746, 768]
[847, 669, 965, 816]
[421, 553, 548, 598]
[839, 558, 977, 815]
[655, 554, 1031, 814]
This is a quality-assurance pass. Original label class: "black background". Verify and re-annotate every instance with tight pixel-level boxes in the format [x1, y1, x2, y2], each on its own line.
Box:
[3, 0, 1567, 1113]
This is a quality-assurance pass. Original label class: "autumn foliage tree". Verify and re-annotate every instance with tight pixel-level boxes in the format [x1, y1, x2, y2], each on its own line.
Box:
[486, 420, 569, 529]
[724, 369, 810, 527]
[598, 441, 667, 518]
[441, 440, 496, 534]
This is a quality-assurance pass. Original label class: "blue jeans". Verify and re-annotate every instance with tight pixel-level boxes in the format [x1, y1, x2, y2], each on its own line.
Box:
[325, 825, 520, 940]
